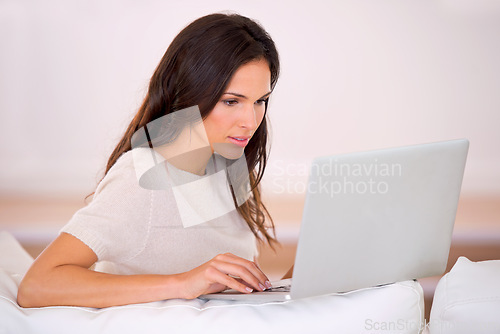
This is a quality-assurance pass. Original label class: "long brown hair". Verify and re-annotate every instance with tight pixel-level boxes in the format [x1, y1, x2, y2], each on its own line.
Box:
[89, 13, 280, 248]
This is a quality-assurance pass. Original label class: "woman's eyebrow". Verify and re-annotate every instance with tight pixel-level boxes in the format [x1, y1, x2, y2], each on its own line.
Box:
[223, 91, 272, 100]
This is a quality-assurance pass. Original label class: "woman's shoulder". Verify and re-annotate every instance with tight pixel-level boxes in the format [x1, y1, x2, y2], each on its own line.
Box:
[104, 147, 164, 178]
[112, 148, 145, 171]
[93, 148, 151, 196]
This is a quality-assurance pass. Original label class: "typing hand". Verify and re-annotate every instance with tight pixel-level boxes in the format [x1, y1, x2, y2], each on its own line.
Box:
[179, 253, 272, 299]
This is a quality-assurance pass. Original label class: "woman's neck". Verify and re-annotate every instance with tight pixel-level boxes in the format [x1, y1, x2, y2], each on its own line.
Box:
[153, 123, 213, 176]
[164, 147, 213, 176]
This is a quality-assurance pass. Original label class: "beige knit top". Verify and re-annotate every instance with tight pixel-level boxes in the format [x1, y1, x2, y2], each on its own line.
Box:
[60, 148, 258, 275]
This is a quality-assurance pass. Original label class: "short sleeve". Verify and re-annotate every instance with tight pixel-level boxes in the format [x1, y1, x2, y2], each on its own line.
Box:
[60, 151, 153, 264]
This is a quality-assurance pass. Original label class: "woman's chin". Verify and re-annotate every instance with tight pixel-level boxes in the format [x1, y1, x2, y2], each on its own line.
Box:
[213, 143, 245, 160]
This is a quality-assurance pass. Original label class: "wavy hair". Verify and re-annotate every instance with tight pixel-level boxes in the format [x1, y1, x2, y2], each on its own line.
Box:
[89, 13, 280, 248]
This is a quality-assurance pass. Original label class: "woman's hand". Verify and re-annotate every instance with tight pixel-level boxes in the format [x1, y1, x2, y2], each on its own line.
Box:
[179, 253, 272, 299]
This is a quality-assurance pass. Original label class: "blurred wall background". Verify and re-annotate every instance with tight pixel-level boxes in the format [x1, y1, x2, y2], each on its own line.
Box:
[2, 1, 499, 320]
[1, 0, 499, 200]
[1, 0, 499, 250]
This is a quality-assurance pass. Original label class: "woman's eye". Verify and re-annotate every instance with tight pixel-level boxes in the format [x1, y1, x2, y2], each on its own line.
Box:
[255, 99, 267, 105]
[223, 99, 238, 106]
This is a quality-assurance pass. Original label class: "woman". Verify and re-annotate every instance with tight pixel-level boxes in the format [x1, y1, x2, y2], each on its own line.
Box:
[17, 12, 282, 308]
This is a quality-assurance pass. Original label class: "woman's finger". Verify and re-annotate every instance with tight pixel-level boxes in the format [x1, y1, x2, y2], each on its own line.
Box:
[206, 266, 254, 294]
[216, 253, 270, 288]
[214, 253, 271, 289]
[211, 260, 267, 292]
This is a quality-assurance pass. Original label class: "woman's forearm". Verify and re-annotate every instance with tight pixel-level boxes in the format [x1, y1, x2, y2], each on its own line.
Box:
[18, 233, 270, 308]
[17, 265, 185, 308]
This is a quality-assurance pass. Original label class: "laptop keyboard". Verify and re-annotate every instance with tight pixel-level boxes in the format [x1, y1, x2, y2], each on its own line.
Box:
[267, 279, 291, 292]
[267, 285, 291, 292]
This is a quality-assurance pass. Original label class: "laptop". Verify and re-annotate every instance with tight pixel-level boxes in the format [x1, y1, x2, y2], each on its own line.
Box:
[199, 139, 469, 302]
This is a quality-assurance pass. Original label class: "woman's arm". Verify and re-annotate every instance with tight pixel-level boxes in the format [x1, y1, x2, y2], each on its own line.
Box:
[17, 233, 270, 308]
[282, 265, 293, 279]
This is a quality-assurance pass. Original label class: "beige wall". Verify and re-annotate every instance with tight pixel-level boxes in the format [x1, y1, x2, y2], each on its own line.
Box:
[1, 0, 499, 199]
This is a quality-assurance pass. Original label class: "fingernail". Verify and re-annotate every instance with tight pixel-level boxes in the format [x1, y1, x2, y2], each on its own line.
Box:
[246, 287, 253, 293]
[265, 281, 272, 289]
[259, 283, 265, 291]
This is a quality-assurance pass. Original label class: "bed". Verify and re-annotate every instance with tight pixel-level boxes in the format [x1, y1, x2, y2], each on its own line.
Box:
[0, 231, 425, 334]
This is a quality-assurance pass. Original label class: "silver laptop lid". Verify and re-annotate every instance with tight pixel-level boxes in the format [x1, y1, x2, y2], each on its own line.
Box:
[291, 139, 469, 299]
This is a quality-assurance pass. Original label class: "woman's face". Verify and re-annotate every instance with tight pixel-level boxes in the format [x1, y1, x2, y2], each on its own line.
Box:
[203, 58, 272, 159]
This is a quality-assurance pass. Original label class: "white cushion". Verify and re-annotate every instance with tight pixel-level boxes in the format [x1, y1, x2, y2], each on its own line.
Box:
[0, 231, 425, 334]
[0, 231, 34, 276]
[429, 256, 500, 334]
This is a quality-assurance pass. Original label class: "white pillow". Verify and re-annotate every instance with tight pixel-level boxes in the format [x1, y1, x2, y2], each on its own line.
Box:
[0, 231, 425, 334]
[429, 256, 500, 334]
[0, 231, 34, 276]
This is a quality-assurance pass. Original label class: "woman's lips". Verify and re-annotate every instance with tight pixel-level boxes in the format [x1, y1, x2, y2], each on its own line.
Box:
[228, 136, 250, 147]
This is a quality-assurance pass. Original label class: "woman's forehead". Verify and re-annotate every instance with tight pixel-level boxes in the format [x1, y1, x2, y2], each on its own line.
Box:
[225, 59, 271, 97]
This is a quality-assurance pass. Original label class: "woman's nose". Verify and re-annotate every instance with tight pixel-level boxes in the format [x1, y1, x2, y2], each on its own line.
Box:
[239, 104, 258, 130]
